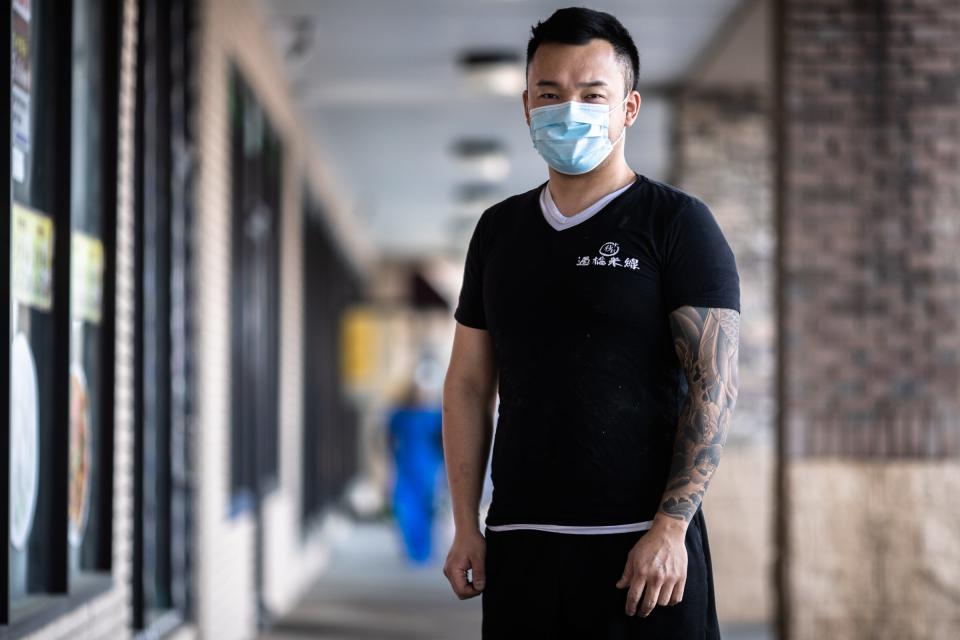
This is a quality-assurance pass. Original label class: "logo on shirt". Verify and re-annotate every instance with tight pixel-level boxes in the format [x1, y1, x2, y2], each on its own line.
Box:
[577, 241, 641, 270]
[599, 242, 619, 257]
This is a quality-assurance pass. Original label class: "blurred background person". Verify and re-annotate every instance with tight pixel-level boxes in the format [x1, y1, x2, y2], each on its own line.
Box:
[386, 364, 446, 564]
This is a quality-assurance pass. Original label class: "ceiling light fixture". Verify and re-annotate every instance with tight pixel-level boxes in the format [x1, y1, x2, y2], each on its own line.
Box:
[454, 182, 500, 218]
[458, 50, 525, 97]
[452, 138, 510, 182]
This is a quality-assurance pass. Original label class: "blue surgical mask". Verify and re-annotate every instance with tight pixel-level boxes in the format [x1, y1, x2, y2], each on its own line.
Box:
[528, 96, 629, 175]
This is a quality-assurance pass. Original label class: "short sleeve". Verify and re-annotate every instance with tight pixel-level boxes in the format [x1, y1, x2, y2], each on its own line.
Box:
[661, 197, 741, 314]
[453, 210, 491, 329]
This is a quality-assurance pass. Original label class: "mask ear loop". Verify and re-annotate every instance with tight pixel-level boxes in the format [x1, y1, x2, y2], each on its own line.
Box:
[609, 94, 631, 147]
[611, 126, 627, 148]
[615, 93, 634, 121]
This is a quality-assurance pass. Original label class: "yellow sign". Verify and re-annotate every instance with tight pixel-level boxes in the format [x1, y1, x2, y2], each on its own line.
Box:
[11, 203, 54, 311]
[341, 306, 379, 387]
[71, 232, 105, 324]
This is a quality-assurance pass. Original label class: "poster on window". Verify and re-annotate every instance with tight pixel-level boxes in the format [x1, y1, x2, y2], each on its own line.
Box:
[10, 333, 40, 550]
[11, 203, 54, 311]
[71, 232, 105, 324]
[13, 0, 30, 18]
[68, 364, 93, 547]
[12, 0, 32, 183]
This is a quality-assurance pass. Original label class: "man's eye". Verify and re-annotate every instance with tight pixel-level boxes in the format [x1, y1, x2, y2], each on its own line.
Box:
[585, 94, 606, 100]
[539, 93, 558, 99]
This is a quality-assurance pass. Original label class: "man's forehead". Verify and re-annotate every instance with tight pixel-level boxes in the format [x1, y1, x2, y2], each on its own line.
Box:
[528, 40, 623, 84]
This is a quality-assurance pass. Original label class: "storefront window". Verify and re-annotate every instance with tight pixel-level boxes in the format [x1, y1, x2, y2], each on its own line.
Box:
[9, 0, 73, 608]
[229, 67, 282, 503]
[5, 0, 118, 624]
[301, 194, 361, 526]
[68, 0, 111, 586]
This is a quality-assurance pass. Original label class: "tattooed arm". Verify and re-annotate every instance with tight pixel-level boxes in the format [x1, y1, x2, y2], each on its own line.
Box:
[616, 305, 740, 616]
[656, 305, 741, 530]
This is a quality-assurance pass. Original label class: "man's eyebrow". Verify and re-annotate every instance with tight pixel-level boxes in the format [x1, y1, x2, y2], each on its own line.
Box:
[534, 80, 608, 88]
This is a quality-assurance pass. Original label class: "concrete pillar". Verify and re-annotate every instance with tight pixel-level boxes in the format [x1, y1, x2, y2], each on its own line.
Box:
[775, 1, 960, 638]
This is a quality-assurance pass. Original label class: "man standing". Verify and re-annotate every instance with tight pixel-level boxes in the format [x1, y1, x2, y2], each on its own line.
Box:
[442, 7, 740, 639]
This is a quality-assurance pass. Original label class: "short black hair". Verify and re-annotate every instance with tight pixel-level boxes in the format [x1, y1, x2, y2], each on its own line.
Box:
[526, 7, 640, 95]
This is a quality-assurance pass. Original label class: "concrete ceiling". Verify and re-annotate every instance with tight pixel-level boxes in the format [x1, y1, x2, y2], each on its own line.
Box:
[258, 0, 746, 258]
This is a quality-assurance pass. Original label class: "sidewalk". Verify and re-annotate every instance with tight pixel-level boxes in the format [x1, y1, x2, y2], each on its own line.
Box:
[258, 519, 774, 640]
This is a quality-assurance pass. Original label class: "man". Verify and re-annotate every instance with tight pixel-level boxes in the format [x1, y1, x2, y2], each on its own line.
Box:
[441, 7, 740, 639]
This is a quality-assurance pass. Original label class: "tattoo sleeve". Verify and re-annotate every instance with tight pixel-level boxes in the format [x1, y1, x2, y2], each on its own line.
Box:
[658, 305, 740, 524]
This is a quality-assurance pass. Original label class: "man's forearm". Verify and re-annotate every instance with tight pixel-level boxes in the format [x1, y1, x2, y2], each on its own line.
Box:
[442, 384, 495, 532]
[655, 306, 740, 531]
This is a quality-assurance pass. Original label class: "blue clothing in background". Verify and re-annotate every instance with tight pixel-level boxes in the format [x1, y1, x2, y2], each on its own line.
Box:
[388, 406, 444, 564]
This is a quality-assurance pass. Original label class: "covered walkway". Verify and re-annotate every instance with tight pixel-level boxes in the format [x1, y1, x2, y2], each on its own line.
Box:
[5, 0, 959, 638]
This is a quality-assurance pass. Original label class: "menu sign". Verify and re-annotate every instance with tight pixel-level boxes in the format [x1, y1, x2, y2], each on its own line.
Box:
[11, 203, 54, 311]
[71, 232, 105, 324]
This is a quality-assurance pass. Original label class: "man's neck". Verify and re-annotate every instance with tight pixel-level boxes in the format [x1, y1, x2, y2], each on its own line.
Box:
[547, 155, 636, 218]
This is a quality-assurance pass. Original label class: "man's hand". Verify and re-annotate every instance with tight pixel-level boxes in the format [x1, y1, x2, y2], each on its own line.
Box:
[615, 522, 688, 617]
[443, 528, 487, 599]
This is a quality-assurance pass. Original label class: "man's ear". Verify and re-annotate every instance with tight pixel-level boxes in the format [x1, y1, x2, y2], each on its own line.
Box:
[626, 91, 641, 126]
[522, 89, 530, 126]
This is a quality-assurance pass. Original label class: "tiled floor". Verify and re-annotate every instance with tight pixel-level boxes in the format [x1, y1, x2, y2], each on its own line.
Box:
[259, 519, 774, 640]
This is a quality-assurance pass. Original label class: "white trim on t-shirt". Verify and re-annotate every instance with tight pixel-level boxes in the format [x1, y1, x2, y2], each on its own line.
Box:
[539, 178, 636, 231]
[486, 519, 655, 535]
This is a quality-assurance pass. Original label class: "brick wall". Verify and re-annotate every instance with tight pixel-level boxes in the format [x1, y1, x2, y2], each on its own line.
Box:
[673, 88, 776, 448]
[779, 0, 960, 459]
[194, 0, 373, 637]
[777, 1, 960, 638]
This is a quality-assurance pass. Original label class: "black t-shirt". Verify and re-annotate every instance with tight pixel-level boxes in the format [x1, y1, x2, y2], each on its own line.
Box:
[454, 173, 740, 527]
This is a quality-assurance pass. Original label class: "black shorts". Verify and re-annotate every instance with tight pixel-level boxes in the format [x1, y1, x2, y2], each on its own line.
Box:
[481, 508, 721, 639]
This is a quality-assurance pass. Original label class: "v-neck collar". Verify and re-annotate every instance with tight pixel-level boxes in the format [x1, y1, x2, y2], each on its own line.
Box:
[534, 173, 644, 234]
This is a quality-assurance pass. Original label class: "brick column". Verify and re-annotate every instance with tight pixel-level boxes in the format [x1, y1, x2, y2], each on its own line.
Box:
[673, 88, 775, 448]
[776, 1, 960, 638]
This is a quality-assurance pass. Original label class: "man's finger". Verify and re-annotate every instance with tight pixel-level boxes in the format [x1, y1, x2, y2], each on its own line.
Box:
[625, 578, 646, 616]
[668, 578, 685, 605]
[450, 561, 480, 599]
[615, 562, 633, 589]
[657, 580, 676, 607]
[471, 554, 486, 591]
[639, 582, 661, 617]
